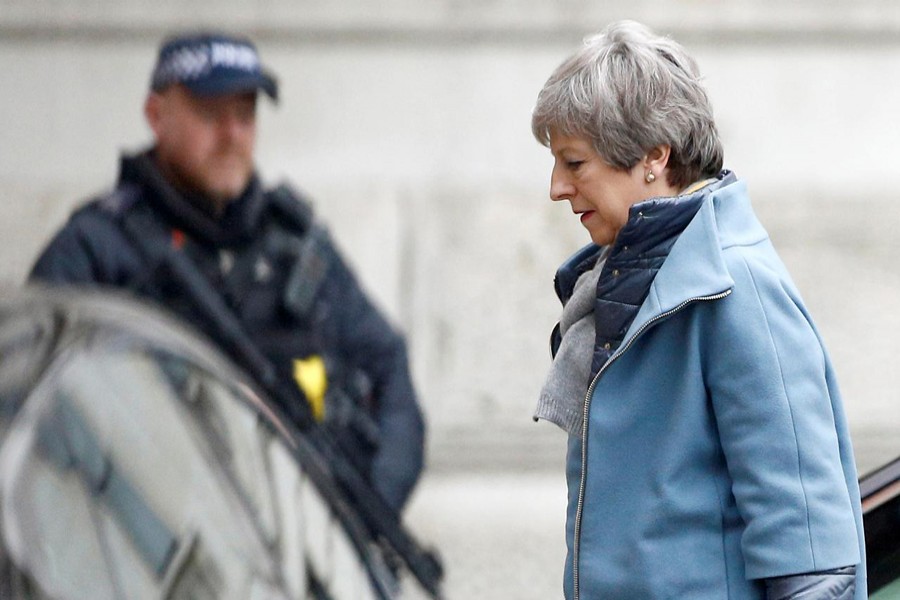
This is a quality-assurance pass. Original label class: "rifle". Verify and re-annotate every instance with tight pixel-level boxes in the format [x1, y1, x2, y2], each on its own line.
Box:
[121, 207, 444, 599]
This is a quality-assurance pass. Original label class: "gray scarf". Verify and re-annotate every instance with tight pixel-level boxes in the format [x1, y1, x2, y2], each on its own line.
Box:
[534, 250, 607, 437]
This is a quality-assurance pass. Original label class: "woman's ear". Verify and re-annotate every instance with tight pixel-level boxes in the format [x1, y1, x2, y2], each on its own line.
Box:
[641, 145, 677, 190]
[644, 145, 671, 172]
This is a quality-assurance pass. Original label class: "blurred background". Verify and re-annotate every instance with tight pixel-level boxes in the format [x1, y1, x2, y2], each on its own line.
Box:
[3, 1, 900, 597]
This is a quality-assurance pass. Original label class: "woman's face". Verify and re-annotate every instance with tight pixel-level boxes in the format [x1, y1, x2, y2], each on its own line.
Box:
[548, 130, 650, 246]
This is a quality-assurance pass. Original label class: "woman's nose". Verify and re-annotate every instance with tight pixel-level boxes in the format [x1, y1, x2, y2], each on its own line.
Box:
[550, 168, 573, 202]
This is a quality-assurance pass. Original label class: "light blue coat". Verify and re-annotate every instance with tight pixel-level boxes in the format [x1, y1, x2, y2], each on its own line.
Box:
[563, 178, 866, 599]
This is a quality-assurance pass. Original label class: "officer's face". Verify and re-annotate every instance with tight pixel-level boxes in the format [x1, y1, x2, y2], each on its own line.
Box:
[145, 85, 257, 209]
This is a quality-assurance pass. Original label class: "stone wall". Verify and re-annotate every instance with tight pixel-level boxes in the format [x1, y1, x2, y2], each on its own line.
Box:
[3, 1, 899, 472]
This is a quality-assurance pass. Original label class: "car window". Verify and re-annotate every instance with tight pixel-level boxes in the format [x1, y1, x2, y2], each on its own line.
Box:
[0, 325, 378, 600]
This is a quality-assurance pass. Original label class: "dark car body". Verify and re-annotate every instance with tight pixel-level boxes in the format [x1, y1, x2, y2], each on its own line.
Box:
[861, 455, 900, 598]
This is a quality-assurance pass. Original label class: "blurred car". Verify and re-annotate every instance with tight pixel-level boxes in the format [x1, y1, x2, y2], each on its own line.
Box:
[0, 286, 441, 600]
[862, 454, 900, 598]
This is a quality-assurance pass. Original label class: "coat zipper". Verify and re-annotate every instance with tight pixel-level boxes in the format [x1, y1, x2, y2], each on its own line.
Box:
[571, 289, 732, 600]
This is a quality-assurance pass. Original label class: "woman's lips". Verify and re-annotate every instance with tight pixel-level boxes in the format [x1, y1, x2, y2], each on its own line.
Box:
[579, 210, 595, 223]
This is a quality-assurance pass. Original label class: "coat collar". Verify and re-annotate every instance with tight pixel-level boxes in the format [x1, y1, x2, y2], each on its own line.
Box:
[119, 149, 268, 247]
[624, 177, 767, 340]
[552, 172, 769, 343]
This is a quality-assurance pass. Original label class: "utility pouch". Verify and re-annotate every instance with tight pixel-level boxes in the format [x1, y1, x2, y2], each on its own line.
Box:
[264, 184, 331, 322]
[264, 227, 330, 322]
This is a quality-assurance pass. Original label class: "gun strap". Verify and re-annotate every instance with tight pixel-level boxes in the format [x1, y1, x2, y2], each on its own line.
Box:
[117, 192, 444, 597]
[119, 204, 313, 428]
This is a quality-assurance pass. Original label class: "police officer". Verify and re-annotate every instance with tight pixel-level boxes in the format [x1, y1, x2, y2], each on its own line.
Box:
[29, 31, 425, 513]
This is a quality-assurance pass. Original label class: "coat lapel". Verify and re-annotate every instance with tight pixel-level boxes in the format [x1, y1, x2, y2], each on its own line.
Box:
[619, 187, 742, 345]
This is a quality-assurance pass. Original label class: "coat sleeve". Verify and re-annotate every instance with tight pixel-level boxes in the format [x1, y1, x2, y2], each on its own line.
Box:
[323, 239, 425, 512]
[765, 566, 856, 599]
[702, 246, 860, 581]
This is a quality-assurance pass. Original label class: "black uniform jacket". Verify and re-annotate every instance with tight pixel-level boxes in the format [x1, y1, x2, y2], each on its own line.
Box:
[30, 150, 425, 511]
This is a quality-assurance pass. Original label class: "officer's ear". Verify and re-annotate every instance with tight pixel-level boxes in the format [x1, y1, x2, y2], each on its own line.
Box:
[144, 92, 163, 137]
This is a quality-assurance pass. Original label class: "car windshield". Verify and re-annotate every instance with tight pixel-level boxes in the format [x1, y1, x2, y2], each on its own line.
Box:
[0, 301, 384, 600]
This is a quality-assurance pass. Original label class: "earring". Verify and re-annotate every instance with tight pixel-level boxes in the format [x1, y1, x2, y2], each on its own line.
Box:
[645, 171, 656, 183]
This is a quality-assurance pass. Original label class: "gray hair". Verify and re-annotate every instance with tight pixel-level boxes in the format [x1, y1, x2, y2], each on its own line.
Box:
[531, 20, 723, 190]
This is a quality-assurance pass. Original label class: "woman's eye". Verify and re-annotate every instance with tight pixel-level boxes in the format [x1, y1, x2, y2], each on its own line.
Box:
[566, 161, 584, 170]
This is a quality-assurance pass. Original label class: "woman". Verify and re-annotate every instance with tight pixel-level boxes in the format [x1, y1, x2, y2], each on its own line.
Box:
[532, 21, 865, 600]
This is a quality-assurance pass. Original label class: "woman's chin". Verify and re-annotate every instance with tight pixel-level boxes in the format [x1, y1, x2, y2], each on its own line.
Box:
[587, 230, 614, 247]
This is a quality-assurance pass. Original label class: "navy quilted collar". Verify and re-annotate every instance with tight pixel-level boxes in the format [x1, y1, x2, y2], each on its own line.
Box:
[554, 170, 736, 304]
[611, 171, 736, 262]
